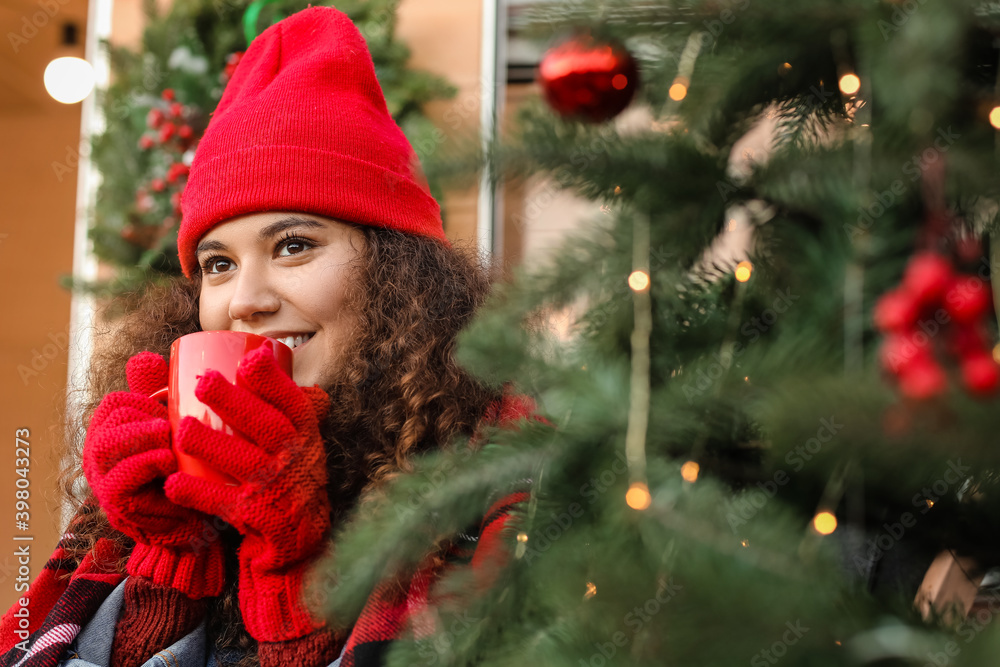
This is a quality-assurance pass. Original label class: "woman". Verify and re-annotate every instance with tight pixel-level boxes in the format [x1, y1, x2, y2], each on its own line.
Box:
[0, 7, 532, 667]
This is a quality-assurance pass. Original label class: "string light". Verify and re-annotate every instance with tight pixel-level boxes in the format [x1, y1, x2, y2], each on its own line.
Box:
[740, 539, 750, 548]
[990, 107, 1000, 130]
[680, 461, 700, 483]
[628, 270, 650, 292]
[812, 511, 838, 535]
[780, 62, 792, 73]
[614, 185, 622, 195]
[925, 499, 935, 509]
[735, 260, 753, 282]
[626, 482, 652, 510]
[516, 532, 528, 543]
[584, 582, 597, 599]
[669, 78, 688, 101]
[839, 73, 861, 96]
[44, 57, 95, 104]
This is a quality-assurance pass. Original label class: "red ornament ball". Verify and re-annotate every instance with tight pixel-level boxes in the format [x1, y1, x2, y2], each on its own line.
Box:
[538, 34, 639, 123]
[960, 351, 1000, 396]
[879, 333, 932, 375]
[902, 252, 953, 306]
[169, 102, 184, 118]
[161, 88, 175, 102]
[898, 357, 947, 400]
[178, 124, 194, 141]
[138, 135, 155, 150]
[873, 288, 920, 333]
[944, 275, 992, 324]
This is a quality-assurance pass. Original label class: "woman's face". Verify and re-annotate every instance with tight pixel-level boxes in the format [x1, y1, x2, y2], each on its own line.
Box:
[197, 211, 365, 389]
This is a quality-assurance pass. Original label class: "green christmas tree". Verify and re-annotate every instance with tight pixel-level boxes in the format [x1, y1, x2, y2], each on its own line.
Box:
[71, 0, 455, 304]
[317, 0, 1000, 665]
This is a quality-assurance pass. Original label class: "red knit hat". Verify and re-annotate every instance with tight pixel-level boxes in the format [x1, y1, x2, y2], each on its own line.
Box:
[177, 5, 448, 279]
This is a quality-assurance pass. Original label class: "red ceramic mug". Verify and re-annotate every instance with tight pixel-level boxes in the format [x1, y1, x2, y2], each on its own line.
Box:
[150, 331, 293, 486]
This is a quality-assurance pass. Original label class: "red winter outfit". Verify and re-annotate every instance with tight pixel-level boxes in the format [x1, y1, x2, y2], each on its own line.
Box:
[0, 5, 535, 667]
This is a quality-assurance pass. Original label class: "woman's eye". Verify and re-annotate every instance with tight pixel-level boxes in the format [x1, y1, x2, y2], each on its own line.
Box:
[277, 237, 313, 257]
[202, 256, 233, 274]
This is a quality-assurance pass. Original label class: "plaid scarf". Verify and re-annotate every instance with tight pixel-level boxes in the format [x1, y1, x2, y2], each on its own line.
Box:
[0, 394, 537, 667]
[0, 503, 126, 667]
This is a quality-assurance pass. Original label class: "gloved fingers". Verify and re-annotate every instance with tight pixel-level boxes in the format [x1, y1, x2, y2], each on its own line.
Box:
[99, 448, 179, 509]
[91, 392, 168, 430]
[237, 347, 318, 432]
[97, 402, 169, 432]
[175, 417, 279, 483]
[300, 386, 332, 426]
[164, 470, 244, 528]
[125, 351, 169, 398]
[84, 418, 172, 477]
[194, 369, 298, 453]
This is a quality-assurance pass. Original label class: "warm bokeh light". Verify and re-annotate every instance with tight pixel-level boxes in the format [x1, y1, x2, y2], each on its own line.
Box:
[735, 260, 753, 282]
[740, 539, 750, 548]
[516, 532, 528, 543]
[614, 185, 622, 195]
[680, 461, 700, 483]
[626, 482, 652, 510]
[990, 107, 1000, 130]
[839, 73, 861, 96]
[628, 270, 650, 291]
[812, 511, 838, 535]
[781, 62, 792, 72]
[584, 582, 597, 599]
[44, 57, 96, 104]
[669, 82, 688, 101]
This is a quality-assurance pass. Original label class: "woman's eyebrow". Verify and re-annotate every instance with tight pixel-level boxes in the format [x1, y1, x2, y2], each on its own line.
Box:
[196, 238, 227, 257]
[257, 216, 325, 241]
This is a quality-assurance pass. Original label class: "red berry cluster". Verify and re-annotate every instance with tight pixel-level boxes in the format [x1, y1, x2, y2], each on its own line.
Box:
[221, 51, 245, 85]
[875, 251, 998, 399]
[138, 89, 196, 156]
[125, 88, 198, 248]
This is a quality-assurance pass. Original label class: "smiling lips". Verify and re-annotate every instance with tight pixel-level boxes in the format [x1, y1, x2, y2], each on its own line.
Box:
[271, 332, 315, 349]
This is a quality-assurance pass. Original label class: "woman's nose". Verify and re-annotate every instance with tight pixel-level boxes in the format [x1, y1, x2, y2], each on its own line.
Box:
[226, 268, 281, 322]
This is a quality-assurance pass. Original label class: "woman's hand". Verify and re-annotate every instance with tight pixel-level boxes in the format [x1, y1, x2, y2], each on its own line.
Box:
[82, 351, 225, 599]
[164, 345, 332, 642]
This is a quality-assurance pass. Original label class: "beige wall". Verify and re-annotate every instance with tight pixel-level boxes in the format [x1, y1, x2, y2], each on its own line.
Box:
[0, 0, 89, 613]
[397, 0, 482, 246]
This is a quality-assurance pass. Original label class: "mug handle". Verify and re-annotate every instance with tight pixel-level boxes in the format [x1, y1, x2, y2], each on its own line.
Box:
[149, 387, 169, 404]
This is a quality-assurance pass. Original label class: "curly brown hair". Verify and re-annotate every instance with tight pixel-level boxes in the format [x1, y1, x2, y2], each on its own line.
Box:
[59, 226, 503, 666]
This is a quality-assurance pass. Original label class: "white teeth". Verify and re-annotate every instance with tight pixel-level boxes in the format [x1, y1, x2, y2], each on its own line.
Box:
[276, 333, 313, 349]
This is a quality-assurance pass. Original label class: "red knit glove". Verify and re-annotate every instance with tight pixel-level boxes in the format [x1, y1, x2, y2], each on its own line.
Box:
[82, 351, 225, 599]
[163, 346, 332, 642]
